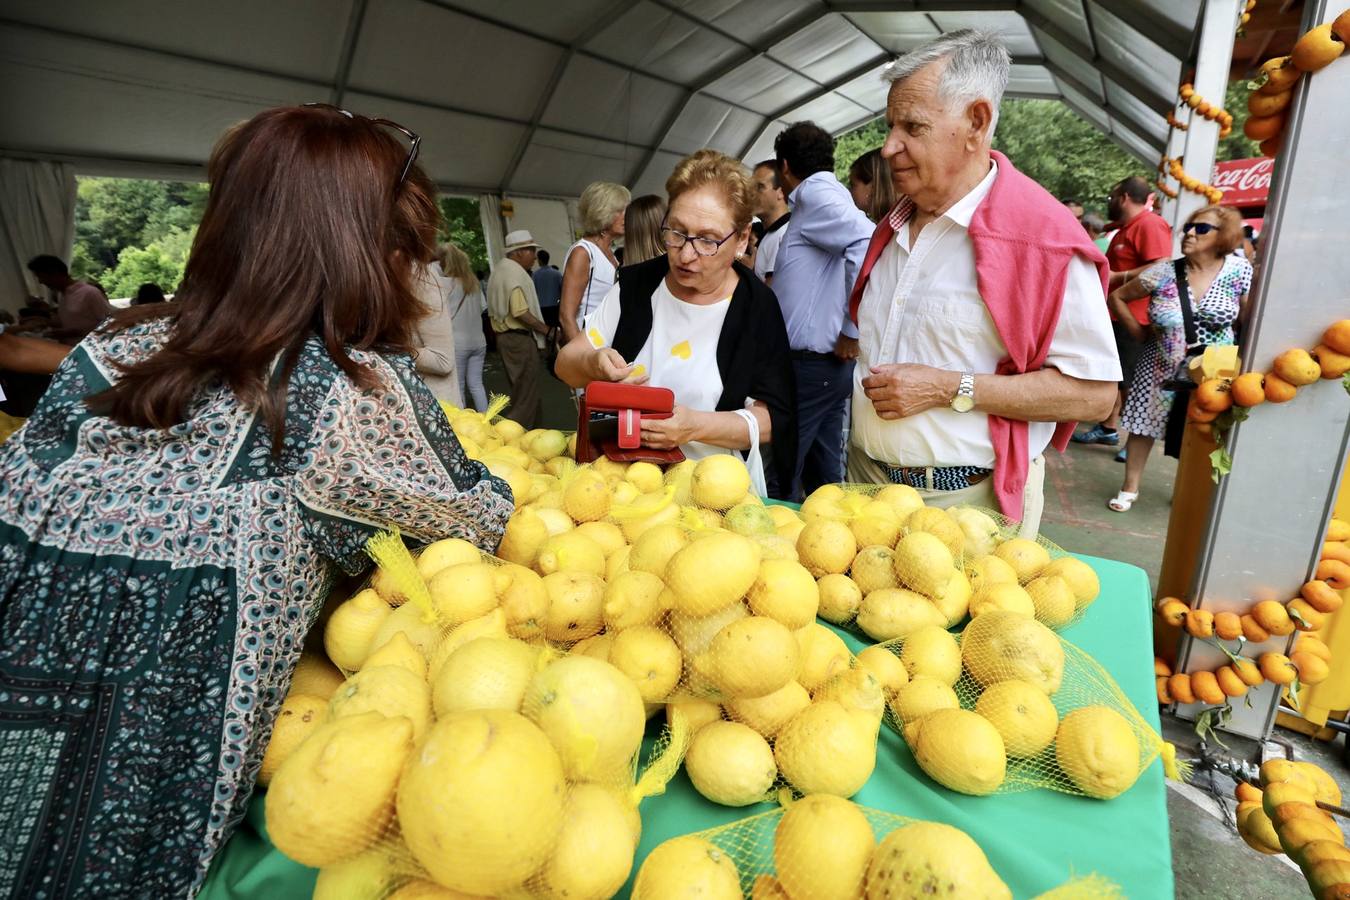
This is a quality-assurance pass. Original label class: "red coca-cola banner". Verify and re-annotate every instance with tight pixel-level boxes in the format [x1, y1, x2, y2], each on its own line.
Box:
[1211, 157, 1273, 208]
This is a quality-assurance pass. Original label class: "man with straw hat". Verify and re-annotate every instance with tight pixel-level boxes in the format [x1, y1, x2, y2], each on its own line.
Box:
[487, 229, 550, 427]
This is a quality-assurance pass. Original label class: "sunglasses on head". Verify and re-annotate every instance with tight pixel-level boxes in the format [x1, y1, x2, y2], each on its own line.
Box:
[301, 102, 422, 190]
[1183, 222, 1216, 235]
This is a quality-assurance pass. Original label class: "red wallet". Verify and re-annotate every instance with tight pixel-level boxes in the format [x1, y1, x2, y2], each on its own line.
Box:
[577, 382, 686, 465]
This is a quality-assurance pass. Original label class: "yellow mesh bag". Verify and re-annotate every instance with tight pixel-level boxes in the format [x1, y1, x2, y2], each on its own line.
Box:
[0, 411, 24, 445]
[631, 800, 1123, 899]
[874, 609, 1162, 799]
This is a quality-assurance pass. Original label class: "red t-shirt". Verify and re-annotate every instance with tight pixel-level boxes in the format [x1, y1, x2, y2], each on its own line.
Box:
[1107, 210, 1173, 324]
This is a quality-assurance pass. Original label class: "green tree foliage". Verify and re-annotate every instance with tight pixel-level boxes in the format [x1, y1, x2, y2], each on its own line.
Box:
[1217, 80, 1260, 162]
[101, 227, 196, 298]
[438, 197, 489, 273]
[833, 119, 888, 183]
[73, 178, 207, 279]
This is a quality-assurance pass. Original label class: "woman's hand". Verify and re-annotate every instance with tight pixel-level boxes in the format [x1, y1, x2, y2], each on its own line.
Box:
[640, 404, 700, 449]
[589, 348, 647, 384]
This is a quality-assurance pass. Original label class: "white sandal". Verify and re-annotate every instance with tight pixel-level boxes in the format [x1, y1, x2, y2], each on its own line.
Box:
[1108, 491, 1138, 512]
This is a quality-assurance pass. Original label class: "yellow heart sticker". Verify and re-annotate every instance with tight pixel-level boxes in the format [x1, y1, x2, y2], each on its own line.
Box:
[587, 328, 605, 348]
[670, 340, 692, 360]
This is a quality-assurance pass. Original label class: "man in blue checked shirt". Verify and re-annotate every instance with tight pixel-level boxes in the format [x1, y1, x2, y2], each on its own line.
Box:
[771, 122, 876, 500]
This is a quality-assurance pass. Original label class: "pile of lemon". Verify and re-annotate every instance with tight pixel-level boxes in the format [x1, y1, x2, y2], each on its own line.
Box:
[441, 399, 576, 507]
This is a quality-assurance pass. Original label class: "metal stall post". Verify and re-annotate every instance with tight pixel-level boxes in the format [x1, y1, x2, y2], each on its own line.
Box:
[1174, 0, 1350, 739]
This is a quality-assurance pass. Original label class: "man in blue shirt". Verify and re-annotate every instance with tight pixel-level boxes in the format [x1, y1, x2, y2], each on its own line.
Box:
[532, 248, 563, 328]
[771, 122, 875, 499]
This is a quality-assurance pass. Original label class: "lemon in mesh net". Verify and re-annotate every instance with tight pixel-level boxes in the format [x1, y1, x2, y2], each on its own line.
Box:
[969, 582, 1036, 619]
[537, 783, 640, 899]
[773, 794, 876, 900]
[904, 708, 1007, 795]
[289, 652, 346, 700]
[540, 572, 605, 643]
[1042, 557, 1102, 611]
[796, 518, 859, 579]
[906, 507, 965, 558]
[967, 554, 1019, 593]
[665, 532, 761, 616]
[691, 455, 752, 509]
[667, 697, 724, 734]
[693, 615, 799, 699]
[814, 667, 887, 725]
[1055, 706, 1142, 799]
[774, 700, 877, 797]
[670, 601, 748, 657]
[496, 562, 549, 640]
[523, 654, 646, 782]
[430, 636, 539, 717]
[875, 483, 925, 522]
[258, 693, 327, 787]
[856, 587, 946, 642]
[753, 533, 799, 561]
[266, 711, 415, 867]
[426, 609, 509, 682]
[414, 537, 483, 581]
[633, 835, 741, 900]
[625, 460, 665, 493]
[602, 571, 667, 631]
[311, 844, 411, 900]
[426, 561, 502, 625]
[724, 680, 811, 738]
[362, 631, 426, 680]
[817, 573, 863, 625]
[685, 720, 778, 806]
[628, 523, 691, 577]
[1026, 574, 1077, 628]
[751, 875, 791, 900]
[725, 502, 777, 536]
[537, 532, 606, 578]
[850, 545, 898, 595]
[857, 644, 909, 695]
[748, 559, 819, 630]
[931, 569, 973, 627]
[973, 679, 1059, 758]
[850, 500, 903, 549]
[575, 520, 627, 558]
[889, 674, 958, 726]
[866, 821, 1011, 899]
[949, 506, 1002, 558]
[899, 625, 962, 686]
[961, 610, 1064, 694]
[994, 537, 1051, 583]
[892, 531, 956, 598]
[324, 588, 393, 671]
[398, 710, 566, 896]
[608, 624, 683, 702]
[329, 665, 432, 742]
[793, 623, 852, 691]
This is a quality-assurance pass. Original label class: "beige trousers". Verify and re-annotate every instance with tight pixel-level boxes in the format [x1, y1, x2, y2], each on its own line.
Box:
[845, 445, 1046, 540]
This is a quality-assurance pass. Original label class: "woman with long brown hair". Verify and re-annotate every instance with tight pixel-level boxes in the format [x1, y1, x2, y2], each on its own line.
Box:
[847, 147, 898, 223]
[0, 105, 512, 896]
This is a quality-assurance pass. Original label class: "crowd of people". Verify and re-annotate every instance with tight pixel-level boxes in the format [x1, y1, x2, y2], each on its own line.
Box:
[0, 27, 1259, 895]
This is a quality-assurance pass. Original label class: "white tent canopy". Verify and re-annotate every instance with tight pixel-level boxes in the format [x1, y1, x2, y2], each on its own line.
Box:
[0, 0, 1200, 199]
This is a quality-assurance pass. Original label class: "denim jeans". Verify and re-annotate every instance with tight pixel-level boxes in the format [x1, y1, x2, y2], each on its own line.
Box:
[790, 355, 854, 501]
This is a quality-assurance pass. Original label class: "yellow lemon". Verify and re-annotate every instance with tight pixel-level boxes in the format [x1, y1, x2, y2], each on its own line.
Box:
[398, 710, 566, 896]
[329, 665, 432, 742]
[751, 875, 791, 900]
[1026, 574, 1076, 628]
[289, 652, 347, 700]
[899, 625, 962, 686]
[537, 783, 638, 900]
[969, 582, 1036, 619]
[537, 531, 606, 578]
[906, 506, 965, 557]
[850, 544, 898, 595]
[856, 587, 945, 642]
[796, 519, 858, 577]
[608, 625, 683, 702]
[994, 538, 1050, 583]
[724, 680, 811, 738]
[523, 655, 647, 782]
[633, 836, 740, 900]
[817, 573, 863, 625]
[774, 701, 876, 798]
[426, 561, 502, 626]
[774, 794, 876, 900]
[498, 507, 550, 568]
[967, 554, 1019, 593]
[415, 538, 483, 581]
[564, 469, 612, 523]
[324, 589, 393, 671]
[814, 668, 886, 725]
[485, 460, 531, 507]
[361, 631, 427, 680]
[625, 461, 665, 494]
[793, 624, 853, 692]
[663, 459, 697, 505]
[425, 608, 509, 682]
[606, 545, 631, 581]
[748, 559, 819, 629]
[535, 507, 576, 536]
[961, 610, 1064, 694]
[312, 844, 409, 900]
[669, 602, 748, 657]
[800, 484, 848, 521]
[603, 570, 668, 630]
[753, 533, 799, 561]
[725, 503, 777, 536]
[431, 636, 541, 717]
[685, 720, 777, 806]
[931, 569, 972, 627]
[767, 505, 802, 529]
[368, 601, 442, 663]
[628, 523, 692, 577]
[691, 455, 752, 510]
[949, 506, 1003, 557]
[857, 645, 908, 695]
[889, 675, 958, 726]
[665, 532, 760, 617]
[695, 616, 800, 699]
[540, 572, 606, 643]
[258, 693, 327, 787]
[905, 708, 1006, 796]
[496, 563, 548, 640]
[667, 697, 724, 735]
[1055, 705, 1142, 799]
[1042, 557, 1101, 610]
[528, 429, 569, 461]
[850, 501, 902, 549]
[866, 822, 1010, 899]
[575, 520, 627, 558]
[266, 712, 414, 867]
[892, 531, 955, 599]
[974, 679, 1059, 758]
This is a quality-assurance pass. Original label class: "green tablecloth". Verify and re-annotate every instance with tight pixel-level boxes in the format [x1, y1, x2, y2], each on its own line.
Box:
[199, 554, 1170, 900]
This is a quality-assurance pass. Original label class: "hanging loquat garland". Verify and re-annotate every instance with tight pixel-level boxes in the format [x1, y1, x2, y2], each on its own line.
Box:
[1246, 9, 1350, 157]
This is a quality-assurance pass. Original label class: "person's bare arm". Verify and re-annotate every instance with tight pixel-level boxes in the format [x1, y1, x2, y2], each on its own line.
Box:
[516, 310, 549, 336]
[1109, 257, 1168, 289]
[0, 333, 71, 374]
[639, 402, 771, 451]
[1106, 277, 1152, 343]
[861, 364, 1116, 424]
[558, 246, 592, 343]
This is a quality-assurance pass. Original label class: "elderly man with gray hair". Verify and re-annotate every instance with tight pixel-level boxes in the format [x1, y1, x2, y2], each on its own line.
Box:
[845, 30, 1120, 536]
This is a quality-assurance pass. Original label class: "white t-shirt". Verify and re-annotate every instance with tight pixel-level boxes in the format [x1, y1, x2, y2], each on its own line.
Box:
[754, 214, 789, 281]
[568, 239, 617, 333]
[583, 279, 736, 461]
[851, 162, 1121, 468]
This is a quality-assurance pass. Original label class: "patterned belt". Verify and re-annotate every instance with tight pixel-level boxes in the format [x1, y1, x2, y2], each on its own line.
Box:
[881, 463, 993, 492]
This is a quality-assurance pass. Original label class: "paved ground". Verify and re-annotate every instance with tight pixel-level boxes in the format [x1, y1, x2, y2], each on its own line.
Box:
[483, 352, 1337, 899]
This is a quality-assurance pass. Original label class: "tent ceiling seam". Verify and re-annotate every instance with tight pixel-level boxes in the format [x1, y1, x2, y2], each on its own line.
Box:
[329, 0, 370, 107]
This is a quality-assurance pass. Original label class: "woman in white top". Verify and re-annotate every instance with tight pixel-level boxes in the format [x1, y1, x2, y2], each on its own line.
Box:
[410, 258, 459, 404]
[440, 243, 489, 411]
[554, 151, 796, 497]
[559, 181, 628, 344]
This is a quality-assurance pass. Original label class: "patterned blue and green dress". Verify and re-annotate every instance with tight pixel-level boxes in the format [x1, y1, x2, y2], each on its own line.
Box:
[0, 319, 513, 898]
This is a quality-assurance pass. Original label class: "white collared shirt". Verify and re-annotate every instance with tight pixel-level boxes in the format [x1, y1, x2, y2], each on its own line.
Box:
[851, 161, 1121, 468]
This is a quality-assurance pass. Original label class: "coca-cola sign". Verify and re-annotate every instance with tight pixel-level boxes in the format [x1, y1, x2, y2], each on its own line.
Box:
[1211, 157, 1274, 208]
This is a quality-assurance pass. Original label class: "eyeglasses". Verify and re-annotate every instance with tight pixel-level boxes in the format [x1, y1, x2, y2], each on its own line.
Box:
[302, 102, 422, 190]
[1183, 222, 1216, 235]
[660, 224, 739, 257]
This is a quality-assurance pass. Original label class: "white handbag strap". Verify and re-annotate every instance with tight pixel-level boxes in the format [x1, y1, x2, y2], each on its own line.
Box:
[732, 408, 768, 498]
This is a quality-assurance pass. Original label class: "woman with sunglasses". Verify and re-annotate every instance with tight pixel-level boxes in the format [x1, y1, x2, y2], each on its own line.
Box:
[554, 149, 797, 498]
[0, 105, 512, 895]
[1105, 204, 1251, 512]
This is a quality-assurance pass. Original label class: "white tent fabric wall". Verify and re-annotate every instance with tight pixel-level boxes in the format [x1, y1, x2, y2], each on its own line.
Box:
[504, 197, 577, 274]
[477, 194, 506, 273]
[0, 158, 77, 316]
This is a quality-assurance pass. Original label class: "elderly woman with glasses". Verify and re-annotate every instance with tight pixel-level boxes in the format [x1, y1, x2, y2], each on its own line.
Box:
[1105, 204, 1251, 512]
[554, 149, 797, 497]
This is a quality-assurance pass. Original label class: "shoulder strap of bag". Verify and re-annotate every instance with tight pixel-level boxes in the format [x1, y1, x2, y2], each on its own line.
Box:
[1173, 257, 1199, 348]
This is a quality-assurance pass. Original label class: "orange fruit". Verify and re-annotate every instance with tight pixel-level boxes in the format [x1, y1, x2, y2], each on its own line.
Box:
[1324, 542, 1350, 566]
[1235, 781, 1263, 804]
[1273, 802, 1336, 831]
[1292, 652, 1331, 685]
[1214, 611, 1243, 640]
[1241, 614, 1271, 643]
[1329, 519, 1350, 542]
[1244, 114, 1286, 142]
[1194, 379, 1233, 413]
[1247, 89, 1293, 118]
[1297, 636, 1333, 663]
[1274, 348, 1323, 386]
[1258, 56, 1302, 93]
[1216, 666, 1248, 698]
[1302, 580, 1345, 614]
[1299, 839, 1350, 871]
[1187, 401, 1220, 424]
[1154, 657, 1172, 677]
[1264, 372, 1298, 402]
[1184, 609, 1215, 639]
[1168, 673, 1196, 705]
[1324, 320, 1350, 356]
[1190, 670, 1225, 705]
[1288, 598, 1328, 632]
[1264, 780, 1317, 814]
[1156, 598, 1188, 627]
[1280, 817, 1344, 858]
[1291, 24, 1346, 73]
[1231, 658, 1264, 687]
[1314, 345, 1350, 380]
[1318, 559, 1350, 590]
[1252, 599, 1295, 636]
[1335, 10, 1350, 44]
[1229, 372, 1266, 408]
[1259, 652, 1298, 685]
[1259, 136, 1283, 158]
[1240, 806, 1284, 853]
[1155, 676, 1172, 704]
